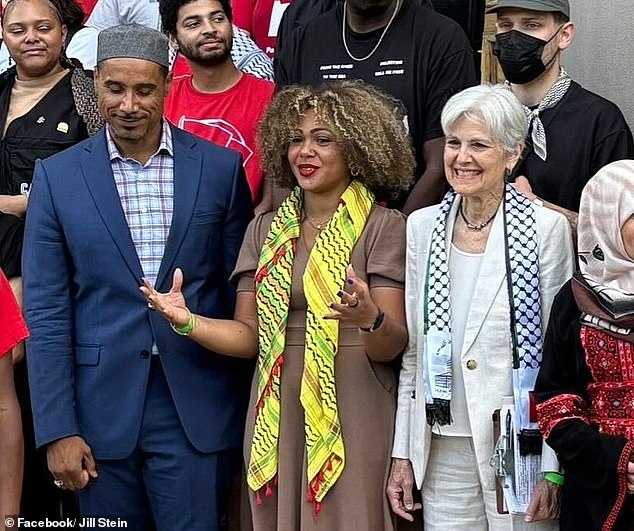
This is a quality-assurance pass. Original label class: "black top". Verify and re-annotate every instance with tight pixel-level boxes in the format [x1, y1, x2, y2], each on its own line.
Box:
[516, 81, 634, 212]
[534, 280, 634, 531]
[275, 0, 434, 61]
[0, 67, 89, 277]
[0, 69, 87, 196]
[276, 0, 477, 208]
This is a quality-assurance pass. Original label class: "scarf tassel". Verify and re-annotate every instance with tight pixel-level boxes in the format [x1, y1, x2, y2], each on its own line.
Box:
[255, 476, 277, 507]
[305, 484, 322, 515]
[425, 399, 452, 427]
[305, 454, 341, 513]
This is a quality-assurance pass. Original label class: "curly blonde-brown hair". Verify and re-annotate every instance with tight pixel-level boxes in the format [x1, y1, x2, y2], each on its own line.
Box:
[257, 80, 415, 199]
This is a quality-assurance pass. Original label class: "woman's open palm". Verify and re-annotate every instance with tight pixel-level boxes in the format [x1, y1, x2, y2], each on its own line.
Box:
[140, 268, 190, 328]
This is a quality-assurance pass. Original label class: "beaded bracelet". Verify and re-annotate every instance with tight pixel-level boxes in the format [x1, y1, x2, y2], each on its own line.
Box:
[544, 472, 564, 486]
[170, 309, 196, 336]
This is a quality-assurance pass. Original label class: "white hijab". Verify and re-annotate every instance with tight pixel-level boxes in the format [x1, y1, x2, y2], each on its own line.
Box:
[578, 159, 634, 301]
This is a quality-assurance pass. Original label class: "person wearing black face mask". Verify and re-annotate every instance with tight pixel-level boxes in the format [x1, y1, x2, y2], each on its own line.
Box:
[488, 0, 634, 218]
[493, 23, 563, 85]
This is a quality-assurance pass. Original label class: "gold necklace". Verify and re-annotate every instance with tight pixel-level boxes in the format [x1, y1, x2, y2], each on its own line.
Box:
[304, 212, 331, 232]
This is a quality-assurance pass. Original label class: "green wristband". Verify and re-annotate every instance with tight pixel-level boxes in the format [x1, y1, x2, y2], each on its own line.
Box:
[544, 472, 564, 486]
[170, 309, 196, 336]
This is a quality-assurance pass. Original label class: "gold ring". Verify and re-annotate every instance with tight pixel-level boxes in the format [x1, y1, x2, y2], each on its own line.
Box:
[348, 297, 359, 308]
[54, 479, 64, 489]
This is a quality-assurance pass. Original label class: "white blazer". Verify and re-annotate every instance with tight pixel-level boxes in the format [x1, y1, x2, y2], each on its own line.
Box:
[392, 198, 575, 494]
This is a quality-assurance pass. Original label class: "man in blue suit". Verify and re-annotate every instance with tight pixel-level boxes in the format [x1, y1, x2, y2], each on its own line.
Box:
[23, 24, 253, 530]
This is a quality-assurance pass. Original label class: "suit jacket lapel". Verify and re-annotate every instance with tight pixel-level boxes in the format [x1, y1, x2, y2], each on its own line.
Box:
[460, 203, 507, 356]
[80, 130, 144, 283]
[155, 127, 201, 291]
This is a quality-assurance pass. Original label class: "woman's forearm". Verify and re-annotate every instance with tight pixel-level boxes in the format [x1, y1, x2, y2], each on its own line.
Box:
[188, 316, 259, 359]
[360, 314, 408, 362]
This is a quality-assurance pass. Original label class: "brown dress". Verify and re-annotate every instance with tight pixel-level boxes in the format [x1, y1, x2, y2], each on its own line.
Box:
[232, 206, 406, 531]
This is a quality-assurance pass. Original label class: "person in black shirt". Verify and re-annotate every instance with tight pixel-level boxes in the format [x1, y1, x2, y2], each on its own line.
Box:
[489, 0, 634, 219]
[275, 0, 434, 61]
[276, 0, 476, 213]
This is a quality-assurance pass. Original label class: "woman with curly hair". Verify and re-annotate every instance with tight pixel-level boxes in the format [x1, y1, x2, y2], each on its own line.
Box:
[141, 80, 414, 530]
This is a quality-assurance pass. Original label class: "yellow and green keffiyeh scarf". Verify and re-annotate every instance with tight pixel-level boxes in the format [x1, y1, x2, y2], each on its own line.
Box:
[248, 179, 374, 511]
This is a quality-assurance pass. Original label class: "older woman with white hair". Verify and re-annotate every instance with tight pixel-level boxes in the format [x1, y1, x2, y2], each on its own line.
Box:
[386, 84, 575, 530]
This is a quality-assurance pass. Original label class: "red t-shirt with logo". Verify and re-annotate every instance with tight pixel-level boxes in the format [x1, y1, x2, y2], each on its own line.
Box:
[0, 270, 28, 357]
[233, 0, 294, 57]
[164, 73, 274, 204]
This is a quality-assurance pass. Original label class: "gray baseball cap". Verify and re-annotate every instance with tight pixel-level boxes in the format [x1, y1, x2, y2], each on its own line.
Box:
[97, 24, 170, 69]
[486, 0, 570, 18]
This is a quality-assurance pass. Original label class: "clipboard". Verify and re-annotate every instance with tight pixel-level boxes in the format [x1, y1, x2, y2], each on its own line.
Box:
[490, 401, 541, 515]
[492, 409, 509, 514]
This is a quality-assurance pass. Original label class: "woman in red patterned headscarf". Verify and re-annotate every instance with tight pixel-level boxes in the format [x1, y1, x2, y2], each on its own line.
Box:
[535, 159, 634, 531]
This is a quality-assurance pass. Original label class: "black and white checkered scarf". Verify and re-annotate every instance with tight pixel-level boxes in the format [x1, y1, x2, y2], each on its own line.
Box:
[521, 68, 571, 162]
[423, 185, 543, 439]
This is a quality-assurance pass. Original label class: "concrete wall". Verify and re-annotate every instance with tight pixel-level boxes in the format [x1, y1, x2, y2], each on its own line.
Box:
[564, 0, 634, 128]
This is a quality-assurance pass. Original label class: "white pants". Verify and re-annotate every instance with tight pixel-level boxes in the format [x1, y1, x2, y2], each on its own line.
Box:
[422, 435, 557, 531]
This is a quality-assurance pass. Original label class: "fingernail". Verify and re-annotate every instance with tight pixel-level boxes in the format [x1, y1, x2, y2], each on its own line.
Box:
[329, 303, 334, 308]
[337, 290, 343, 297]
[346, 278, 353, 285]
[524, 516, 532, 522]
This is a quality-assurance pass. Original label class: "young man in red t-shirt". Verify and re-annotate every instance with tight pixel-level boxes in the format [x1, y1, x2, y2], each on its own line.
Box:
[160, 0, 274, 207]
[0, 269, 27, 524]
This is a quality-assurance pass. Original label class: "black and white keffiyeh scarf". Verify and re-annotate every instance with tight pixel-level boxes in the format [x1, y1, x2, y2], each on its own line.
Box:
[423, 185, 543, 449]
[520, 67, 571, 162]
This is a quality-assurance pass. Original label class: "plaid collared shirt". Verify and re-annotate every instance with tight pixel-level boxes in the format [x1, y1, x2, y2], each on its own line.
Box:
[107, 120, 174, 287]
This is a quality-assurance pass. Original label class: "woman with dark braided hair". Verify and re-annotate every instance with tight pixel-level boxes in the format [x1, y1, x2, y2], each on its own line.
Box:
[142, 80, 415, 530]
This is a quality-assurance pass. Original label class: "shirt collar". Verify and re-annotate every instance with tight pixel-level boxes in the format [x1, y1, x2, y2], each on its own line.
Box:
[106, 118, 174, 163]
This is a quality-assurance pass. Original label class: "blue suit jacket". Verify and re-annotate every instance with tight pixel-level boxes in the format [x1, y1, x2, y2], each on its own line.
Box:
[23, 125, 254, 459]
